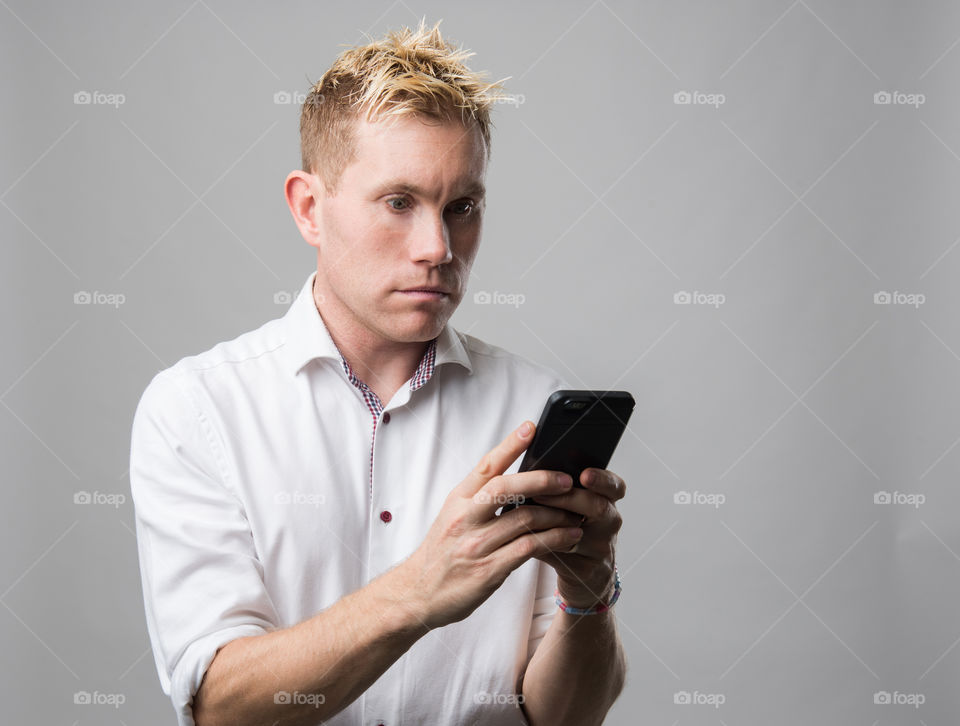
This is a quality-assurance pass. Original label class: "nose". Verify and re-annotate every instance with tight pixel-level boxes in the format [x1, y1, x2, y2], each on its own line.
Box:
[410, 208, 453, 266]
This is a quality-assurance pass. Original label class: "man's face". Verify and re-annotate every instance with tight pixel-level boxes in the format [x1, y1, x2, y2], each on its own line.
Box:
[310, 113, 487, 345]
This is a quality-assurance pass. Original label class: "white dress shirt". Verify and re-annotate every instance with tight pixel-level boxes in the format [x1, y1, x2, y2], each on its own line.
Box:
[129, 270, 570, 726]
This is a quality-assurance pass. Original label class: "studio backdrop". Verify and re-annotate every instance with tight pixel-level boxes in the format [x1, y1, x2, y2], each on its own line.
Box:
[3, 1, 959, 724]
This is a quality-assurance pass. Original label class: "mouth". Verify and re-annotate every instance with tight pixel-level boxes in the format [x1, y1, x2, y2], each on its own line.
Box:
[398, 288, 450, 300]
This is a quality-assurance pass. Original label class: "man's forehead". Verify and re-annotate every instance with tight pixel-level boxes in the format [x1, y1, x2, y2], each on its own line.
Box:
[350, 114, 487, 193]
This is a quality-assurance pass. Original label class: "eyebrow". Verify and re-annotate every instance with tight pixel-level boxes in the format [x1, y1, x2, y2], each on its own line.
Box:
[370, 178, 486, 200]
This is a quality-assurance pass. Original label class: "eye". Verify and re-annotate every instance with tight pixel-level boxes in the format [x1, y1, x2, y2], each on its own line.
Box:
[387, 196, 410, 211]
[448, 200, 475, 216]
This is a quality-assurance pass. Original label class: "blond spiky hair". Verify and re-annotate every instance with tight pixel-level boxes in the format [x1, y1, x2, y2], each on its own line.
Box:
[299, 18, 508, 191]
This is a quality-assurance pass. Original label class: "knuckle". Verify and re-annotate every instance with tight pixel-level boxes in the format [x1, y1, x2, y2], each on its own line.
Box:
[591, 498, 610, 521]
[443, 511, 469, 537]
[512, 536, 537, 559]
[477, 477, 502, 502]
[460, 534, 486, 559]
[469, 555, 495, 581]
[515, 507, 538, 529]
[533, 471, 551, 492]
[610, 511, 623, 533]
[475, 453, 496, 479]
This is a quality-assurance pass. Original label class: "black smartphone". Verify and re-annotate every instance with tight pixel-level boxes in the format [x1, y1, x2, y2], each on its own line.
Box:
[499, 389, 635, 513]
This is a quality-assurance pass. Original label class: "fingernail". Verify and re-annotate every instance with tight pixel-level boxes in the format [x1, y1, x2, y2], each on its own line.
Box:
[518, 422, 533, 438]
[568, 527, 583, 539]
[558, 472, 573, 487]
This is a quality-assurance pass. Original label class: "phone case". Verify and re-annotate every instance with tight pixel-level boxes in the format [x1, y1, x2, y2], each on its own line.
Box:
[502, 389, 635, 511]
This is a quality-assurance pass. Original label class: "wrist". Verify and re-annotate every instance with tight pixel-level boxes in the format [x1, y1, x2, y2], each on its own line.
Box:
[556, 565, 620, 614]
[375, 564, 435, 636]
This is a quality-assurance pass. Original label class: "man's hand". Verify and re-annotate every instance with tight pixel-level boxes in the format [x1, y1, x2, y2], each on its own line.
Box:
[529, 467, 625, 609]
[396, 421, 586, 630]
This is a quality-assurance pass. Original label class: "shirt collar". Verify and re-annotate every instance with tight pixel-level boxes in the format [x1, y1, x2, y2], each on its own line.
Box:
[283, 270, 473, 379]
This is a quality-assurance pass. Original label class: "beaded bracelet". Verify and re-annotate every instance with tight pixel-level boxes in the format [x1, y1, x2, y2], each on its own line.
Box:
[554, 566, 621, 615]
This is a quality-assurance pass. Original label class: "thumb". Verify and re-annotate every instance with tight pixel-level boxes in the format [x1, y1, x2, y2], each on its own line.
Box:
[455, 420, 535, 499]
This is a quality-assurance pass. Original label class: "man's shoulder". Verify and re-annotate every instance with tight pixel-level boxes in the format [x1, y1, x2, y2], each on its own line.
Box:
[457, 329, 570, 390]
[147, 314, 288, 395]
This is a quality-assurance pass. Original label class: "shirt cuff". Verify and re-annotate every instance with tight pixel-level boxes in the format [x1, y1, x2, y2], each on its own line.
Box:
[169, 623, 270, 726]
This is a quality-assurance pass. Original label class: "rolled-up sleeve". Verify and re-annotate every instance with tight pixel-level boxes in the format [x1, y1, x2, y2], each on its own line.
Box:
[526, 560, 559, 667]
[129, 371, 279, 726]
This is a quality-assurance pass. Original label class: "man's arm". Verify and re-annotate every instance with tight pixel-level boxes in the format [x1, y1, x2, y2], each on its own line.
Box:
[516, 466, 630, 725]
[193, 564, 427, 726]
[192, 421, 584, 726]
[519, 605, 626, 726]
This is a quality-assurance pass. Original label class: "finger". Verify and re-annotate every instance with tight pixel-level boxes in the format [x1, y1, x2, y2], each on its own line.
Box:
[499, 524, 584, 573]
[455, 421, 536, 499]
[580, 468, 627, 502]
[471, 469, 574, 518]
[477, 504, 583, 556]
[535, 538, 601, 563]
[531, 489, 614, 525]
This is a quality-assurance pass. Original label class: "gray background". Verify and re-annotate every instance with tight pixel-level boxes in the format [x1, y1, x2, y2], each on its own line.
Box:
[2, 1, 958, 724]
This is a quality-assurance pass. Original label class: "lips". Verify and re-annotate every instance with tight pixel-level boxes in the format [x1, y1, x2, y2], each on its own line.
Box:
[399, 287, 450, 294]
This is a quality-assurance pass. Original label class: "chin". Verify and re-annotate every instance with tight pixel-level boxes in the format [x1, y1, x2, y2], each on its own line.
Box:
[389, 314, 448, 342]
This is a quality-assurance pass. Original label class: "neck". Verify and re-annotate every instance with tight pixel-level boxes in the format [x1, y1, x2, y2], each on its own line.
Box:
[313, 276, 433, 405]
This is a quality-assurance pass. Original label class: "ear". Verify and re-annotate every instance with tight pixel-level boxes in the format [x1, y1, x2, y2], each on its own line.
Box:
[284, 170, 323, 248]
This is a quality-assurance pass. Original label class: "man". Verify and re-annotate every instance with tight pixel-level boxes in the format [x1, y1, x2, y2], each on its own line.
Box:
[130, 19, 626, 726]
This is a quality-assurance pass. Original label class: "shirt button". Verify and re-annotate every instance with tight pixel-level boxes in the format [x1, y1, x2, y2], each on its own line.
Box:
[380, 510, 392, 523]
[382, 412, 391, 424]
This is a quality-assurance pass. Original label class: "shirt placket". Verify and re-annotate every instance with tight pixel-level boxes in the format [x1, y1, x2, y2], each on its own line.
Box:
[337, 341, 437, 726]
[337, 338, 438, 499]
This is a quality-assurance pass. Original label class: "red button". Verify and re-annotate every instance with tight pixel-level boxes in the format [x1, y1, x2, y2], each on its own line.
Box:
[380, 510, 392, 523]
[382, 412, 391, 424]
